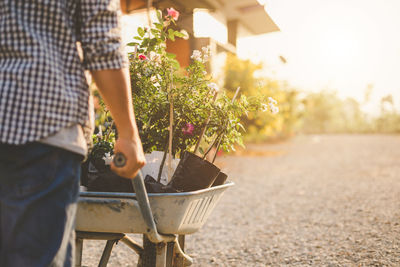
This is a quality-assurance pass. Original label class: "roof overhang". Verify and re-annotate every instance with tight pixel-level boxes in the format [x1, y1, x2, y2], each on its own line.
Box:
[126, 0, 279, 35]
[223, 0, 279, 35]
[200, 0, 279, 35]
[151, 0, 214, 12]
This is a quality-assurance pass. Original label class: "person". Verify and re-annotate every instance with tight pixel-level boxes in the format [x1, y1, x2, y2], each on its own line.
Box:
[0, 0, 146, 266]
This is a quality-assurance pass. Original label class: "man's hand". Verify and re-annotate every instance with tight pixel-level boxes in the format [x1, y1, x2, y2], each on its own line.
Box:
[111, 137, 146, 179]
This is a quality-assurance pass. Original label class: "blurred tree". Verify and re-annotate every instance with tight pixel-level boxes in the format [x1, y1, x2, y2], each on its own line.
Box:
[380, 95, 394, 112]
[224, 53, 262, 98]
[224, 54, 302, 141]
[224, 54, 400, 138]
[375, 94, 400, 133]
[364, 83, 374, 104]
[301, 91, 373, 133]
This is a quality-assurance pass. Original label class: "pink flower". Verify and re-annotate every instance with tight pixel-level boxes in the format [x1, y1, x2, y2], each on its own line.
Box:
[138, 54, 147, 60]
[167, 8, 179, 20]
[182, 123, 194, 135]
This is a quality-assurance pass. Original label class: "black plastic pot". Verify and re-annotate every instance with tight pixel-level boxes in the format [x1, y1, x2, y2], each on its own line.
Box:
[81, 161, 182, 193]
[168, 151, 220, 192]
[144, 175, 180, 193]
[83, 163, 134, 193]
[212, 171, 228, 186]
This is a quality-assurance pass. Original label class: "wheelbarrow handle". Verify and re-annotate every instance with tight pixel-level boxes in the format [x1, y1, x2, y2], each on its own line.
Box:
[113, 152, 126, 168]
[113, 153, 174, 244]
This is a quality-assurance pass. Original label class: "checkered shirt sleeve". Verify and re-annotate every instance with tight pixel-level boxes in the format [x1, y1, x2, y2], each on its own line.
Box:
[79, 0, 128, 70]
[0, 0, 126, 145]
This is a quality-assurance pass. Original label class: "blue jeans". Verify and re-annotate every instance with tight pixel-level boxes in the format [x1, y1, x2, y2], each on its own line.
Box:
[0, 142, 82, 267]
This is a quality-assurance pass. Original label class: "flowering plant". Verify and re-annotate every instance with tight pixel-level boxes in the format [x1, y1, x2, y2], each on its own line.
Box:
[81, 8, 279, 192]
[128, 9, 210, 156]
[126, 8, 279, 158]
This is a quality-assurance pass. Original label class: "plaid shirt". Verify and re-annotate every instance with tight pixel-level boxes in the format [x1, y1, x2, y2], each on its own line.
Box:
[0, 0, 127, 144]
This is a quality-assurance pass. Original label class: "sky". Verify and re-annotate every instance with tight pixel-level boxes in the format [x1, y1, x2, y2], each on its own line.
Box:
[237, 0, 400, 113]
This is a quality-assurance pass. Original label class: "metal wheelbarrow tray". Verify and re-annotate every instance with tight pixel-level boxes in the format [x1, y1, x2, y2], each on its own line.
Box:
[76, 181, 234, 235]
[75, 174, 234, 266]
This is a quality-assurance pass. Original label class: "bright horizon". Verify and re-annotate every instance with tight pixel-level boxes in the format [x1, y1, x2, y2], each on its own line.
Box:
[238, 0, 400, 114]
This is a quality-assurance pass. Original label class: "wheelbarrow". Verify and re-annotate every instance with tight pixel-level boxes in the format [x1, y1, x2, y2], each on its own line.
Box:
[75, 170, 233, 267]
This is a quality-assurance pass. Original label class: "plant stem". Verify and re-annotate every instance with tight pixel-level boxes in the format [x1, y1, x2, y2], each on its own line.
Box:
[156, 119, 181, 182]
[202, 130, 224, 160]
[157, 142, 169, 182]
[167, 70, 174, 181]
[167, 94, 174, 181]
[210, 87, 241, 162]
[193, 93, 218, 154]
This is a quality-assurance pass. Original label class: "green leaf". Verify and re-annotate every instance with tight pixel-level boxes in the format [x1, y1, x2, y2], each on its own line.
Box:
[154, 23, 163, 30]
[134, 36, 142, 41]
[171, 60, 180, 70]
[127, 42, 139, 46]
[174, 31, 185, 38]
[237, 138, 245, 148]
[138, 27, 145, 37]
[168, 29, 175, 41]
[166, 52, 176, 59]
[150, 38, 157, 45]
[157, 10, 163, 23]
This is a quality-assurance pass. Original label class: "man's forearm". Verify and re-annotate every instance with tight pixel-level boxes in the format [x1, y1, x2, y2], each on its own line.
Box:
[90, 68, 145, 178]
[90, 68, 139, 140]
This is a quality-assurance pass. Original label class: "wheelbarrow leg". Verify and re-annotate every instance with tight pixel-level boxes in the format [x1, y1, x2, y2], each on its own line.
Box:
[98, 240, 118, 267]
[75, 238, 83, 267]
[166, 242, 175, 267]
[178, 236, 185, 251]
[155, 242, 167, 267]
[139, 236, 167, 267]
[173, 235, 187, 267]
[139, 236, 192, 267]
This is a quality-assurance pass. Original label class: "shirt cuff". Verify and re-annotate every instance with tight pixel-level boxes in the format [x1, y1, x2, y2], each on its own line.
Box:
[83, 53, 128, 70]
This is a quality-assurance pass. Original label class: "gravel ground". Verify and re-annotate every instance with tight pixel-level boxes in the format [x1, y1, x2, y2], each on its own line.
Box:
[81, 134, 400, 266]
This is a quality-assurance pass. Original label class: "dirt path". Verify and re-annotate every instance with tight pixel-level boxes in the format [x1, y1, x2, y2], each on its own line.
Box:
[82, 135, 400, 266]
